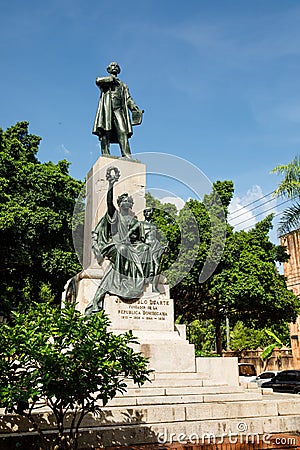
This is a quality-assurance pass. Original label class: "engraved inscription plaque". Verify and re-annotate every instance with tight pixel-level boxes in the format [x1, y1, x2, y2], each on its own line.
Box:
[103, 294, 174, 332]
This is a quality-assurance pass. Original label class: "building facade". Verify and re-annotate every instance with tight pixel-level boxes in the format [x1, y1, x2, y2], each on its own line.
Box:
[281, 229, 300, 368]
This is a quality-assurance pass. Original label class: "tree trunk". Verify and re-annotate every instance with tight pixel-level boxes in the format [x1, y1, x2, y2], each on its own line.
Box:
[215, 318, 223, 356]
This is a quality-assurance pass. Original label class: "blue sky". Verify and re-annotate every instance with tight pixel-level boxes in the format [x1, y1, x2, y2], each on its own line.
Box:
[1, 0, 300, 238]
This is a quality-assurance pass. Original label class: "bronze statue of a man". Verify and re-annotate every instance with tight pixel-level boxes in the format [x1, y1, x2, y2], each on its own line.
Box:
[92, 62, 143, 158]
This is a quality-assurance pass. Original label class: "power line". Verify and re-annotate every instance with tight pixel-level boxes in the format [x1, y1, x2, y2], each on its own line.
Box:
[230, 197, 294, 229]
[229, 190, 275, 216]
[229, 196, 277, 221]
[229, 190, 276, 219]
[241, 204, 299, 232]
[240, 209, 286, 232]
[239, 194, 298, 229]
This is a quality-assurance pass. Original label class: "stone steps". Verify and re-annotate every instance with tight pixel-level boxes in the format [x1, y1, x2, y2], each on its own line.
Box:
[78, 414, 300, 447]
[117, 384, 245, 398]
[2, 395, 299, 432]
[80, 396, 300, 446]
[152, 371, 210, 380]
[125, 372, 222, 390]
[98, 396, 300, 424]
[110, 371, 261, 407]
[2, 373, 300, 449]
[126, 378, 226, 388]
[109, 390, 263, 407]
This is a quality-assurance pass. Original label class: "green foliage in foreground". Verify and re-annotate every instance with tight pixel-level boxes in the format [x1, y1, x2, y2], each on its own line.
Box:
[0, 302, 151, 450]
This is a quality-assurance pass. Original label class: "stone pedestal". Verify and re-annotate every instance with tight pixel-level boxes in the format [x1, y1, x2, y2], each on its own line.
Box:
[71, 156, 147, 314]
[66, 155, 195, 372]
[103, 284, 172, 332]
[83, 156, 146, 270]
[103, 283, 196, 372]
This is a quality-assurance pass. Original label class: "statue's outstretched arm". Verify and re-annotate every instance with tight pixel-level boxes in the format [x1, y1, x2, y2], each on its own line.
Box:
[105, 167, 120, 219]
[96, 75, 114, 88]
[107, 182, 116, 219]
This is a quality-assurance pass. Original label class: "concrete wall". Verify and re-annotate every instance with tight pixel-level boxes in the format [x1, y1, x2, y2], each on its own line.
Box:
[223, 348, 295, 373]
[196, 356, 239, 386]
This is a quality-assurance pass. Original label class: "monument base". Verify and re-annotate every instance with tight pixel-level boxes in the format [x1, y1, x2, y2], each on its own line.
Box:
[63, 274, 196, 372]
[63, 268, 104, 315]
[103, 286, 196, 373]
[62, 153, 195, 372]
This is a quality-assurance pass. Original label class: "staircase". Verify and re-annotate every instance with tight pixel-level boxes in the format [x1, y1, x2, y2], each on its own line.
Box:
[109, 371, 262, 406]
[1, 369, 300, 449]
[85, 370, 300, 448]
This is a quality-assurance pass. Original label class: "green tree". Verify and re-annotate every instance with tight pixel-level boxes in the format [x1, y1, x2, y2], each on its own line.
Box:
[185, 319, 292, 356]
[0, 302, 150, 450]
[183, 318, 217, 356]
[149, 183, 299, 355]
[0, 122, 83, 316]
[272, 155, 300, 235]
[208, 215, 298, 353]
[145, 192, 180, 271]
[229, 321, 291, 352]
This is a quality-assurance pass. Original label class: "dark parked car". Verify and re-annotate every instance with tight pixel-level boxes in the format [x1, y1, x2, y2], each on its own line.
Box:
[261, 370, 300, 394]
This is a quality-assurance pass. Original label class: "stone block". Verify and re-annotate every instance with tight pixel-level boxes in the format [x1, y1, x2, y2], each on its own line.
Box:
[120, 387, 166, 397]
[73, 269, 102, 314]
[203, 391, 262, 403]
[138, 340, 196, 372]
[83, 156, 146, 270]
[153, 378, 209, 388]
[107, 396, 138, 407]
[262, 416, 300, 434]
[92, 404, 186, 426]
[202, 379, 227, 386]
[142, 405, 186, 423]
[165, 385, 243, 396]
[135, 394, 204, 405]
[185, 401, 278, 421]
[154, 372, 208, 380]
[197, 356, 239, 386]
[277, 399, 300, 416]
[104, 293, 174, 332]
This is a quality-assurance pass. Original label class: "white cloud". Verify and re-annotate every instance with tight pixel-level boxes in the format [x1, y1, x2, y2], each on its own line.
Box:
[61, 144, 71, 155]
[160, 196, 185, 211]
[228, 197, 256, 231]
[228, 185, 277, 231]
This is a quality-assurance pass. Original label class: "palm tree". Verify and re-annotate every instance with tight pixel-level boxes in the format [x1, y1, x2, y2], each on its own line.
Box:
[272, 155, 300, 235]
